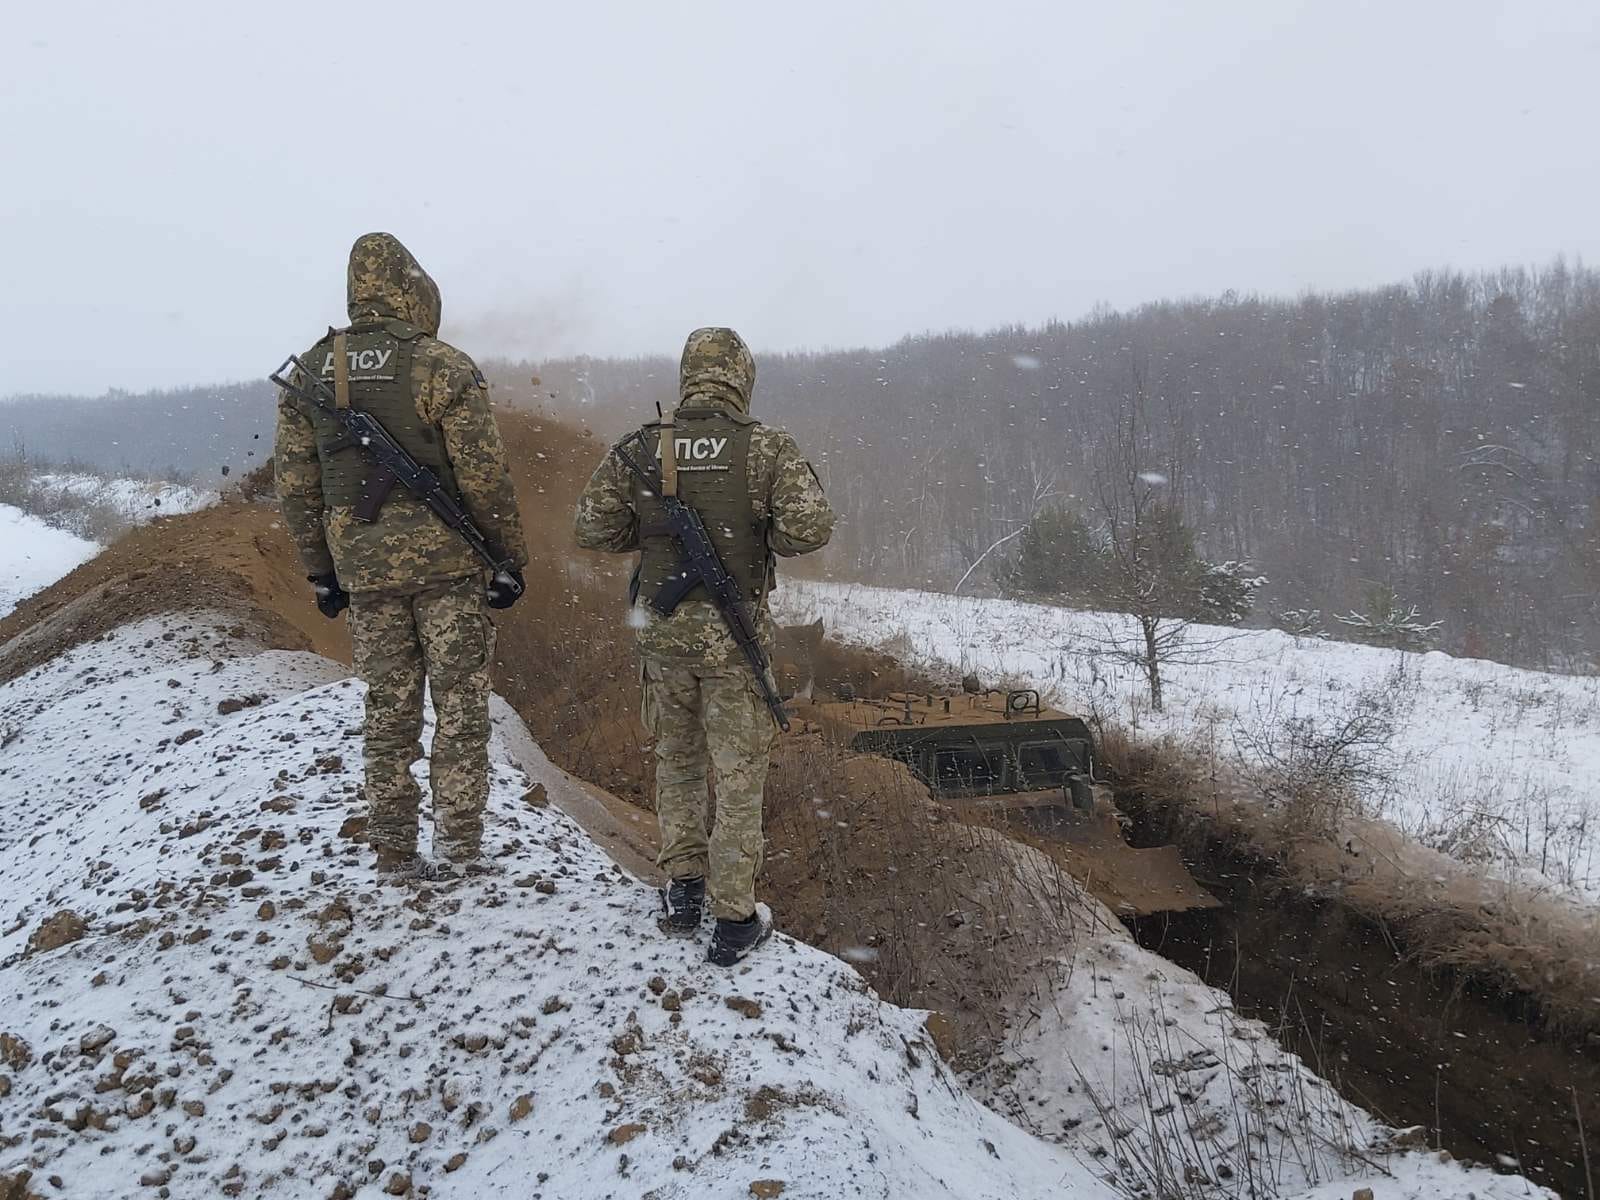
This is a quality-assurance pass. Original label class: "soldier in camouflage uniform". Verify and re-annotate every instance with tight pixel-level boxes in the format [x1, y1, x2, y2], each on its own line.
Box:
[574, 327, 834, 964]
[275, 232, 528, 878]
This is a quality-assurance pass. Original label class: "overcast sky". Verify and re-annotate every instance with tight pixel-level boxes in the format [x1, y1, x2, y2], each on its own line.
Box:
[2, 0, 1597, 396]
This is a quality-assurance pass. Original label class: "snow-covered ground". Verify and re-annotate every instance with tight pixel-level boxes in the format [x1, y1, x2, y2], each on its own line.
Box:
[0, 472, 215, 620]
[0, 503, 98, 620]
[0, 616, 1115, 1199]
[0, 614, 1555, 1199]
[973, 908, 1534, 1200]
[29, 471, 216, 523]
[775, 580, 1600, 906]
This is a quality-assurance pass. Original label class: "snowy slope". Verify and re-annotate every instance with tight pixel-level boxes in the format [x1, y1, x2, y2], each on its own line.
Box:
[775, 580, 1600, 905]
[0, 615, 1124, 1200]
[29, 471, 217, 522]
[0, 503, 99, 620]
[972, 902, 1551, 1200]
[0, 614, 1557, 1200]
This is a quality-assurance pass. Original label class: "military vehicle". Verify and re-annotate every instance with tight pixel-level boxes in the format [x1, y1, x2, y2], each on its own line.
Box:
[810, 687, 1103, 814]
[803, 685, 1217, 916]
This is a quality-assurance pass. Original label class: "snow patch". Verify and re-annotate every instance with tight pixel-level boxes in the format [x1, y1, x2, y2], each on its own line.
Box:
[775, 580, 1600, 905]
[29, 472, 217, 523]
[0, 502, 99, 619]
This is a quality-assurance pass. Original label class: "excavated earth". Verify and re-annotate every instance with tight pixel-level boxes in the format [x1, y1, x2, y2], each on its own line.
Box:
[1117, 785, 1599, 1199]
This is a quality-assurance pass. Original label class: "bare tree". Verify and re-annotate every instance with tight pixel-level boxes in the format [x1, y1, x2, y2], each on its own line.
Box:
[1089, 363, 1205, 712]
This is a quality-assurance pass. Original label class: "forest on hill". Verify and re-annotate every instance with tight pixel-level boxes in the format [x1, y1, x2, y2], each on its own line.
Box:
[6, 259, 1598, 670]
[521, 260, 1600, 670]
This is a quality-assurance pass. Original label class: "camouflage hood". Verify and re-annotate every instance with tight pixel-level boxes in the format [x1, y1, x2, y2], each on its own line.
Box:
[679, 327, 755, 413]
[347, 232, 441, 335]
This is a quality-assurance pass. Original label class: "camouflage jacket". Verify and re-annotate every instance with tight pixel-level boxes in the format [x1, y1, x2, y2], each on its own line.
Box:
[574, 328, 835, 666]
[274, 233, 528, 594]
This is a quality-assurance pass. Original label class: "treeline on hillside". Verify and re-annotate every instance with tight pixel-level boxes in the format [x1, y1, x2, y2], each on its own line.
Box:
[517, 261, 1600, 671]
[8, 261, 1598, 670]
[0, 382, 274, 482]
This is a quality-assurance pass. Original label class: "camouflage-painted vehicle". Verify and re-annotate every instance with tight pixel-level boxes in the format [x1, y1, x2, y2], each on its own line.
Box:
[810, 688, 1104, 814]
[807, 685, 1216, 915]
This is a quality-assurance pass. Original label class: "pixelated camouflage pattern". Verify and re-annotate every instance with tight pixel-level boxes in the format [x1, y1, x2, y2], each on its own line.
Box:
[348, 231, 442, 333]
[274, 233, 528, 593]
[679, 326, 756, 412]
[573, 327, 834, 665]
[348, 576, 495, 860]
[274, 405, 338, 577]
[643, 659, 774, 920]
[575, 418, 834, 663]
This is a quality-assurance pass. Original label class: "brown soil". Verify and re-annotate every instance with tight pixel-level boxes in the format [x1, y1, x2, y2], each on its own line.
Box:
[0, 498, 343, 684]
[762, 731, 1088, 1061]
[977, 801, 1220, 918]
[0, 407, 618, 689]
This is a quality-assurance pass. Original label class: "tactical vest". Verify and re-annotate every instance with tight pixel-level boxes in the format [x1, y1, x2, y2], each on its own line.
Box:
[305, 320, 458, 516]
[634, 407, 771, 609]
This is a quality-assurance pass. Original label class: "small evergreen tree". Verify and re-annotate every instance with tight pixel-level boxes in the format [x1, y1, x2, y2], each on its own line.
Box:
[1274, 608, 1326, 639]
[1005, 502, 1264, 626]
[1193, 560, 1269, 625]
[1006, 505, 1109, 601]
[1334, 584, 1442, 650]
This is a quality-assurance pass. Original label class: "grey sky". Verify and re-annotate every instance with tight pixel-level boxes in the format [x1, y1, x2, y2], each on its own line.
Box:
[3, 0, 1597, 396]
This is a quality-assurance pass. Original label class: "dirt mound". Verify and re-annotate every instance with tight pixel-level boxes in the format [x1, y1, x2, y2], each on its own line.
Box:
[0, 408, 612, 684]
[762, 732, 1097, 1062]
[0, 403, 1089, 1067]
[0, 499, 338, 685]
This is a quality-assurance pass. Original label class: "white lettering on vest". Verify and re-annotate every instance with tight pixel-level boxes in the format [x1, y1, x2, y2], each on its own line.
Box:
[672, 436, 728, 461]
[319, 348, 395, 375]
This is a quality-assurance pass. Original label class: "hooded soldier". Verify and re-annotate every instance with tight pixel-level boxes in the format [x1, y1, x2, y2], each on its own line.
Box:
[275, 232, 528, 879]
[574, 327, 835, 965]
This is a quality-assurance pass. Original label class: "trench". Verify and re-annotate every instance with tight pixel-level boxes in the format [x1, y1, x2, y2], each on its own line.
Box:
[1113, 791, 1598, 1200]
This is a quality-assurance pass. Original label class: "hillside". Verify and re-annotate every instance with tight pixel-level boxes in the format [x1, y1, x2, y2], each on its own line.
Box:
[0, 589, 1556, 1198]
[775, 581, 1600, 906]
[520, 262, 1600, 672]
[0, 408, 1572, 1198]
[0, 382, 275, 484]
[776, 578, 1600, 1193]
[12, 260, 1600, 672]
[0, 614, 1120, 1200]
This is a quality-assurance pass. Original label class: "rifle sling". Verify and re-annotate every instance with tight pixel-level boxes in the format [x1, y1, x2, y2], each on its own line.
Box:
[332, 332, 351, 409]
[659, 410, 678, 497]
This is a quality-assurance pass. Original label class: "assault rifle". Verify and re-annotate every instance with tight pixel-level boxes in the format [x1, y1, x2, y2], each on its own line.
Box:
[268, 353, 524, 600]
[612, 428, 791, 732]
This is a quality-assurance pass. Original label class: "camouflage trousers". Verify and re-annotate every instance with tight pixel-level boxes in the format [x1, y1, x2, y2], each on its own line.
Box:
[642, 658, 777, 921]
[348, 574, 495, 860]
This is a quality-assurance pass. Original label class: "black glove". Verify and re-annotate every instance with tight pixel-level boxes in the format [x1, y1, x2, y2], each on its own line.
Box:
[309, 572, 349, 619]
[486, 568, 525, 610]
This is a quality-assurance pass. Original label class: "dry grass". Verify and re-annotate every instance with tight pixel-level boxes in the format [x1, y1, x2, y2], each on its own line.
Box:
[1115, 731, 1600, 1045]
[1074, 995, 1380, 1200]
[492, 567, 647, 802]
[0, 452, 131, 542]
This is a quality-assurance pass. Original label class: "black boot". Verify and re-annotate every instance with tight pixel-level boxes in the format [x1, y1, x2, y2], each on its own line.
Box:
[657, 875, 705, 937]
[707, 906, 772, 967]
